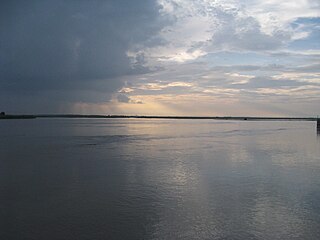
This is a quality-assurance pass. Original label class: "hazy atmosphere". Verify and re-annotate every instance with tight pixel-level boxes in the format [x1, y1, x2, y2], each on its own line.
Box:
[1, 0, 319, 116]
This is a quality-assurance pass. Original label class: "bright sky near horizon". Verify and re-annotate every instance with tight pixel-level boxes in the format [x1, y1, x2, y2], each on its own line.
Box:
[1, 0, 319, 116]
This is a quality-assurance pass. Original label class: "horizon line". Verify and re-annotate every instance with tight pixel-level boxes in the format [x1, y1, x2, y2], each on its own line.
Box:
[1, 113, 318, 121]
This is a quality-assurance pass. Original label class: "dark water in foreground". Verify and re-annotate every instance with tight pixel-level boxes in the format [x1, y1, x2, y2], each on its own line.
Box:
[0, 119, 319, 240]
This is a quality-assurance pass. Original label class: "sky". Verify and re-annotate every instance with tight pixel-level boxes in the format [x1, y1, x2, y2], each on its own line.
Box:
[1, 0, 320, 116]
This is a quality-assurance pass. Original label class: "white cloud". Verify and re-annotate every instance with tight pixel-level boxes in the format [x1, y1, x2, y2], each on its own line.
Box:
[244, 0, 320, 34]
[143, 0, 320, 64]
[124, 0, 320, 115]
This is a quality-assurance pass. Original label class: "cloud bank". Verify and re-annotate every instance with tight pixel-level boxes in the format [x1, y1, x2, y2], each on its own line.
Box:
[1, 0, 319, 116]
[0, 0, 168, 112]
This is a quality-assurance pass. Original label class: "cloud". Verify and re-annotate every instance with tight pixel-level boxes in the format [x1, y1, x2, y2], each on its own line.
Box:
[117, 93, 144, 104]
[229, 76, 312, 89]
[244, 0, 320, 35]
[208, 13, 289, 51]
[1, 0, 319, 116]
[141, 0, 320, 66]
[117, 94, 130, 103]
[0, 0, 168, 112]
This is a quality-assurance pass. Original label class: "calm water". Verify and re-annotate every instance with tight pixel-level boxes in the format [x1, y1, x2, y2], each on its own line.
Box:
[1, 119, 319, 240]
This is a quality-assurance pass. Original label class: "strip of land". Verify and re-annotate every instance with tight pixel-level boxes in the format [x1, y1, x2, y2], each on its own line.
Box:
[0, 114, 317, 121]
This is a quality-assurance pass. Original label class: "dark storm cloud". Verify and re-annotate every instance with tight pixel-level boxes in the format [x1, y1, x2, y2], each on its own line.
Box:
[0, 0, 168, 112]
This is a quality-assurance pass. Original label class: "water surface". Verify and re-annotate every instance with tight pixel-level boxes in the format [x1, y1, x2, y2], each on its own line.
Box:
[1, 119, 319, 240]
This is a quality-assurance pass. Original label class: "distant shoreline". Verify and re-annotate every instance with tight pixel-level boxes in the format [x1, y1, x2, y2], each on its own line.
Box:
[0, 114, 317, 121]
[0, 115, 37, 119]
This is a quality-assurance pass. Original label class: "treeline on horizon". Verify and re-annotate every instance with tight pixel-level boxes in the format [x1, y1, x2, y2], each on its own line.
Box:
[0, 113, 317, 121]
